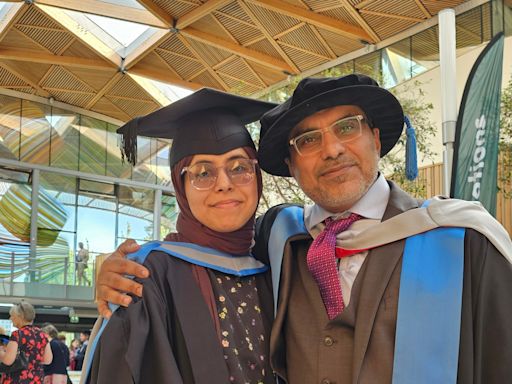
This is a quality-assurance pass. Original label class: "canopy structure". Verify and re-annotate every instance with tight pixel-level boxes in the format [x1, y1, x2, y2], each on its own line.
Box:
[0, 0, 474, 121]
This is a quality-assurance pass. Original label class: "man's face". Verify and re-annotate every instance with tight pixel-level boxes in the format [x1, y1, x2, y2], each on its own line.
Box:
[286, 105, 381, 213]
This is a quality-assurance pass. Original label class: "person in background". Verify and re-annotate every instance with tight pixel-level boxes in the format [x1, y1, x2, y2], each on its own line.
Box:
[68, 340, 79, 371]
[0, 301, 52, 384]
[73, 331, 89, 371]
[75, 242, 90, 286]
[41, 324, 69, 384]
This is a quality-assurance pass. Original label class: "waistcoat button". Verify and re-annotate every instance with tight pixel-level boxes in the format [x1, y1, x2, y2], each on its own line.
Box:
[321, 379, 331, 384]
[324, 336, 334, 346]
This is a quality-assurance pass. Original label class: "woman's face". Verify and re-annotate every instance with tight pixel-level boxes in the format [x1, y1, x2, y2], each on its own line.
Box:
[9, 311, 22, 328]
[184, 148, 259, 233]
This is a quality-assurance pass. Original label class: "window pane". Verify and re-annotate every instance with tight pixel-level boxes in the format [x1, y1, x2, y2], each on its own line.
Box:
[382, 38, 412, 88]
[20, 100, 51, 165]
[0, 179, 31, 282]
[131, 137, 156, 184]
[49, 107, 80, 171]
[0, 95, 21, 160]
[456, 6, 485, 49]
[106, 123, 131, 178]
[155, 140, 171, 186]
[40, 172, 77, 285]
[118, 186, 154, 242]
[355, 51, 381, 81]
[411, 25, 439, 77]
[160, 193, 177, 239]
[79, 116, 107, 175]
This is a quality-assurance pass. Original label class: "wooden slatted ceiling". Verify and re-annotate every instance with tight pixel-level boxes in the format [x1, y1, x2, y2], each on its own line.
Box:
[0, 0, 473, 122]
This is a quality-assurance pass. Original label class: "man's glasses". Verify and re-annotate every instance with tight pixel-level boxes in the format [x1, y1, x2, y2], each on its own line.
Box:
[289, 114, 367, 156]
[181, 158, 258, 190]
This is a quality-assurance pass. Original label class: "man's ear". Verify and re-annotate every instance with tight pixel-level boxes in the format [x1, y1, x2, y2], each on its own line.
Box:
[372, 127, 381, 153]
[284, 157, 295, 177]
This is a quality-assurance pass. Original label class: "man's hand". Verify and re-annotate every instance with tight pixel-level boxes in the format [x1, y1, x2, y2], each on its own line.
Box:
[96, 239, 149, 319]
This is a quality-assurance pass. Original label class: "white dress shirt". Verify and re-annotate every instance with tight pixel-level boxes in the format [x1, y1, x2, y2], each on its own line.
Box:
[303, 174, 390, 306]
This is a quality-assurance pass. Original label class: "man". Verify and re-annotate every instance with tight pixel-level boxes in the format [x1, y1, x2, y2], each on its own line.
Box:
[74, 330, 90, 371]
[76, 242, 90, 286]
[96, 74, 512, 383]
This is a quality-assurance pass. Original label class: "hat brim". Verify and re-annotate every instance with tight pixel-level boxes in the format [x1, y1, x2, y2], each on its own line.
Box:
[258, 85, 404, 177]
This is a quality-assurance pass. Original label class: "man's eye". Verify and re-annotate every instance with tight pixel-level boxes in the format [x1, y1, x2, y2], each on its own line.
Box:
[300, 134, 320, 145]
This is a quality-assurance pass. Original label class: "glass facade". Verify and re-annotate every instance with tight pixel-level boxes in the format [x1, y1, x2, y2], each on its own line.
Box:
[0, 93, 176, 288]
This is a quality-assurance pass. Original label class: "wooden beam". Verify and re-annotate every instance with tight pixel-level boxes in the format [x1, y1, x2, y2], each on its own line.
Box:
[85, 72, 123, 110]
[181, 27, 296, 74]
[359, 9, 424, 23]
[136, 0, 173, 27]
[0, 3, 29, 44]
[413, 0, 432, 19]
[128, 66, 204, 91]
[0, 61, 50, 97]
[0, 49, 116, 70]
[123, 29, 170, 69]
[176, 0, 232, 29]
[34, 0, 168, 28]
[177, 33, 230, 90]
[354, 0, 378, 9]
[339, 0, 380, 42]
[36, 4, 122, 66]
[247, 0, 373, 43]
[237, 0, 300, 73]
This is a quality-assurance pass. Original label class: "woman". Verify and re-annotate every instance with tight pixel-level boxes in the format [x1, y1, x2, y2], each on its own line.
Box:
[84, 88, 276, 383]
[68, 340, 79, 371]
[0, 301, 52, 384]
[41, 324, 68, 384]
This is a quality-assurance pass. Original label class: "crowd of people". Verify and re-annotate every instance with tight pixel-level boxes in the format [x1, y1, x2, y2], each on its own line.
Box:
[0, 301, 92, 384]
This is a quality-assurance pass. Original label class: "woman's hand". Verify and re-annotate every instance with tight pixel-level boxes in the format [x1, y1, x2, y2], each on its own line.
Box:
[96, 240, 150, 319]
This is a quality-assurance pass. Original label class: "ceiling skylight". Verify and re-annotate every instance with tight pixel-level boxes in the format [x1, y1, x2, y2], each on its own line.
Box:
[86, 13, 150, 48]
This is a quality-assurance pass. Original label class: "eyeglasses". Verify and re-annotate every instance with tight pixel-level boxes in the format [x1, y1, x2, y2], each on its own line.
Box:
[181, 158, 258, 190]
[289, 114, 366, 156]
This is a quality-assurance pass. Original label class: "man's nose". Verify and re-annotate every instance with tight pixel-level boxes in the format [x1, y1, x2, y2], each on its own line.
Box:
[320, 130, 345, 160]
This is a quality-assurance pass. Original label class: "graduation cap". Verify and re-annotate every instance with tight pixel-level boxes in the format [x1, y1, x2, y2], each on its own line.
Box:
[117, 88, 277, 167]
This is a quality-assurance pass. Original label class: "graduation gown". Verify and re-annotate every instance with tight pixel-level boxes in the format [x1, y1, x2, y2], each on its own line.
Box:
[88, 250, 274, 384]
[254, 181, 512, 384]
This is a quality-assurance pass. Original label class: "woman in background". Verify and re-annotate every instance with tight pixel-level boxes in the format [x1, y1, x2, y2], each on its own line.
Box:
[41, 324, 68, 384]
[0, 301, 52, 384]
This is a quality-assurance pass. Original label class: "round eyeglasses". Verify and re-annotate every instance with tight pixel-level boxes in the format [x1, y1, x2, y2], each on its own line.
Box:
[181, 158, 258, 190]
[289, 114, 366, 156]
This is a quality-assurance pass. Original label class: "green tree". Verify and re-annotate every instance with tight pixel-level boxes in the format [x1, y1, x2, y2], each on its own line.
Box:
[498, 76, 512, 197]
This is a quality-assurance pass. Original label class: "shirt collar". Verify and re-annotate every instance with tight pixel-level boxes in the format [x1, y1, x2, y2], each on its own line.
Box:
[304, 173, 390, 232]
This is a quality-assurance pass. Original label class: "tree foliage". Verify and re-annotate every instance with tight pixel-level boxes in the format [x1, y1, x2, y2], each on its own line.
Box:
[498, 75, 512, 197]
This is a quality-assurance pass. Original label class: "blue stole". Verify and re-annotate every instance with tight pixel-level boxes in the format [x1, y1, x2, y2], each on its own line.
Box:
[84, 241, 268, 381]
[268, 204, 465, 383]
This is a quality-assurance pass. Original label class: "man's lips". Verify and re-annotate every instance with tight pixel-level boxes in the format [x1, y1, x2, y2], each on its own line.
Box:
[320, 163, 354, 177]
[211, 199, 242, 208]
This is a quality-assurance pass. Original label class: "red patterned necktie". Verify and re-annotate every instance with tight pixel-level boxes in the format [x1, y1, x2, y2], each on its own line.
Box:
[307, 213, 362, 320]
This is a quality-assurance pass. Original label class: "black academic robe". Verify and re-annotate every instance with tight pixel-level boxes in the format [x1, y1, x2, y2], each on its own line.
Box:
[88, 250, 273, 384]
[254, 181, 512, 384]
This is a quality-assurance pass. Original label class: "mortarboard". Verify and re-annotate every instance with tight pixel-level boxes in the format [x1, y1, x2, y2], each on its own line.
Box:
[117, 88, 277, 167]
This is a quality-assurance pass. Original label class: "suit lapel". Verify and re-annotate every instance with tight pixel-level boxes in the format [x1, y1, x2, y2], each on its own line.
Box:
[352, 182, 420, 383]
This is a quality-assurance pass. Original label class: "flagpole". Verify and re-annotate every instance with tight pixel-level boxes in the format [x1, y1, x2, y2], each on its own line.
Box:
[439, 9, 457, 196]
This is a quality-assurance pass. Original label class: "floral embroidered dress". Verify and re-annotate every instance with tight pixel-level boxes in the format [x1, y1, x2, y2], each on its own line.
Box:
[209, 271, 273, 384]
[3, 325, 48, 384]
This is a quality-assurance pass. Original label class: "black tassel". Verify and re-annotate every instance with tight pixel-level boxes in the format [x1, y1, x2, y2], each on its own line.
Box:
[120, 117, 140, 166]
